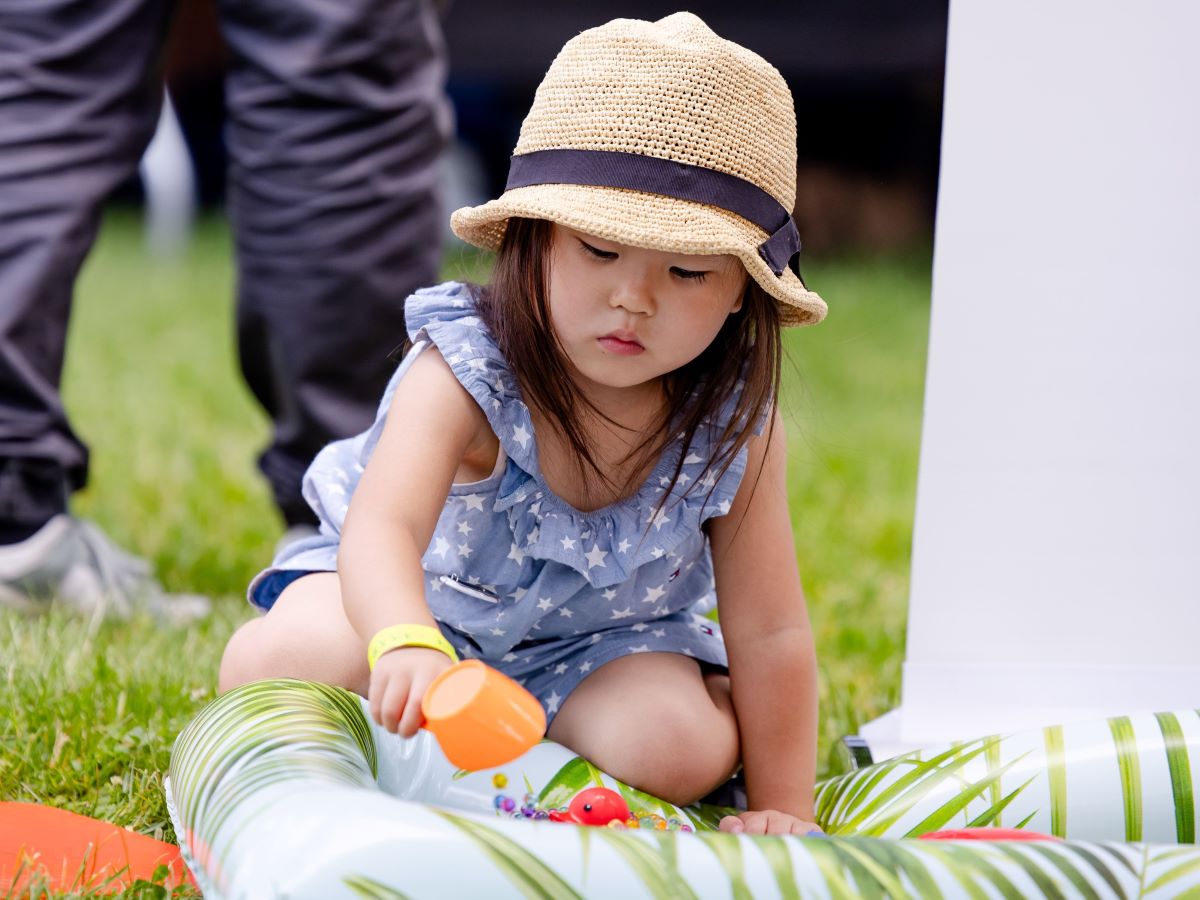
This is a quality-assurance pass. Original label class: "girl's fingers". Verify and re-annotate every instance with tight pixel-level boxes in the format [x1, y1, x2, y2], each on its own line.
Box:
[397, 678, 429, 737]
[379, 673, 412, 733]
[368, 672, 383, 725]
[718, 815, 744, 834]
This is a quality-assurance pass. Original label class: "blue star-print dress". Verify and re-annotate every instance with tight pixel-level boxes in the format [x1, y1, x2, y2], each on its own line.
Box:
[249, 281, 757, 724]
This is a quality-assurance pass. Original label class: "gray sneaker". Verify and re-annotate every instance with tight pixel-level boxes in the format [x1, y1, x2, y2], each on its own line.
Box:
[0, 515, 210, 623]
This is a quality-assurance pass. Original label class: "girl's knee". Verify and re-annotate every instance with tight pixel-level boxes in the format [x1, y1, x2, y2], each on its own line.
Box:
[218, 618, 268, 693]
[594, 706, 740, 805]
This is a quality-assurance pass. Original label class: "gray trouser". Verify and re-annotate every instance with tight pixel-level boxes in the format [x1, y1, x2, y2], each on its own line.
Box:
[0, 0, 451, 529]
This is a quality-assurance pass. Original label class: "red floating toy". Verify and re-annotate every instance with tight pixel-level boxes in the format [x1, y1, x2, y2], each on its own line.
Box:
[547, 788, 631, 826]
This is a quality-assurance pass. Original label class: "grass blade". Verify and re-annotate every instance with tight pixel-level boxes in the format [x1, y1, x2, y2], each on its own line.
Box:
[1108, 717, 1143, 842]
[1044, 724, 1068, 838]
[985, 736, 1004, 828]
[694, 833, 752, 900]
[591, 830, 697, 900]
[1154, 712, 1195, 844]
[433, 811, 582, 900]
[754, 836, 801, 900]
[344, 875, 413, 899]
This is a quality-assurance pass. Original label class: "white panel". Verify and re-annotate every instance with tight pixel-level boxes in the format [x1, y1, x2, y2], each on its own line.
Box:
[891, 0, 1200, 744]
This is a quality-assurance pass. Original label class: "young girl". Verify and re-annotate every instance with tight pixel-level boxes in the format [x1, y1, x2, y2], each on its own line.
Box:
[220, 12, 827, 836]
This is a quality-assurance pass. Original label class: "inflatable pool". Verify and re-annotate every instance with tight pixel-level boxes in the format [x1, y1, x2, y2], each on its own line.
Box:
[166, 679, 1200, 898]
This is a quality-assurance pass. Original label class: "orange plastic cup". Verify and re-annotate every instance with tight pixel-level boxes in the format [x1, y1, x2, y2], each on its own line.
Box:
[421, 659, 547, 770]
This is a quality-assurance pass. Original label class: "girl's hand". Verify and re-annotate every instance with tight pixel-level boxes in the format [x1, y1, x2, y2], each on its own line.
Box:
[718, 810, 823, 836]
[368, 647, 455, 736]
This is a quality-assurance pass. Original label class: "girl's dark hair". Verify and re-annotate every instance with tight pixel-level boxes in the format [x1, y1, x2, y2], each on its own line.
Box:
[473, 217, 781, 520]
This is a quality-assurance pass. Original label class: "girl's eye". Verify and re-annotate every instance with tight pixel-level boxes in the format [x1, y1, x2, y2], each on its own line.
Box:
[671, 267, 710, 282]
[579, 240, 617, 260]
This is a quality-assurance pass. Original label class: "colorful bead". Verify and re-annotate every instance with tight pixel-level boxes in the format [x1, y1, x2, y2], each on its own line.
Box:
[654, 818, 668, 830]
[681, 824, 693, 833]
[501, 797, 516, 812]
[492, 773, 508, 789]
[606, 819, 626, 829]
[624, 816, 640, 828]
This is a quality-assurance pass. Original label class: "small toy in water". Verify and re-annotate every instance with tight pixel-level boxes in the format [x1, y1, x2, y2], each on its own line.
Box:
[546, 788, 631, 826]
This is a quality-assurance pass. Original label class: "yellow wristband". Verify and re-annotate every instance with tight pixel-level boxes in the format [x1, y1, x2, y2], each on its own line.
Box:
[367, 624, 459, 671]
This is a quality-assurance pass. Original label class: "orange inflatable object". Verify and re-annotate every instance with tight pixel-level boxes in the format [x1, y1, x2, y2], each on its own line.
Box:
[421, 659, 546, 770]
[0, 802, 194, 894]
[919, 826, 1062, 841]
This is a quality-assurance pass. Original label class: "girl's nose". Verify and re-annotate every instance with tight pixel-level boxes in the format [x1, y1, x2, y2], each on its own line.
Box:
[611, 274, 656, 317]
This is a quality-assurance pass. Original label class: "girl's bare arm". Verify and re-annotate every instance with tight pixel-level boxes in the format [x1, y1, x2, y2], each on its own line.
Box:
[707, 410, 819, 827]
[337, 346, 494, 732]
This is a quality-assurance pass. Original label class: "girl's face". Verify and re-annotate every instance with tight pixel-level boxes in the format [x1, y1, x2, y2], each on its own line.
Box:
[546, 224, 746, 396]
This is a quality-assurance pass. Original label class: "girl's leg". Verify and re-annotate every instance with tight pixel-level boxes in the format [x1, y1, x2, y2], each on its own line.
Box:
[546, 653, 740, 807]
[218, 573, 369, 695]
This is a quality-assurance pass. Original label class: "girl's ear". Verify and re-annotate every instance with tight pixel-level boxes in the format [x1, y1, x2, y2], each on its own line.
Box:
[730, 274, 751, 313]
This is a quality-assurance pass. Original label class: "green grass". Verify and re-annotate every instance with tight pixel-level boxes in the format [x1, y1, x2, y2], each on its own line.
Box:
[0, 210, 930, 881]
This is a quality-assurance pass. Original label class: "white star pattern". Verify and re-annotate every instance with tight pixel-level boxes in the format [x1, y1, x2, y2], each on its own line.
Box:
[507, 543, 526, 565]
[617, 538, 631, 554]
[677, 472, 691, 486]
[458, 542, 473, 558]
[717, 499, 733, 515]
[610, 607, 635, 619]
[642, 584, 666, 604]
[537, 597, 554, 611]
[629, 644, 651, 653]
[490, 627, 505, 636]
[529, 500, 542, 515]
[602, 588, 617, 601]
[502, 652, 519, 662]
[512, 424, 531, 449]
[659, 476, 671, 486]
[546, 691, 562, 715]
[554, 663, 569, 675]
[509, 587, 527, 602]
[653, 605, 668, 616]
[698, 471, 717, 489]
[591, 633, 602, 643]
[653, 628, 666, 638]
[463, 494, 485, 511]
[457, 520, 473, 536]
[560, 536, 576, 551]
[526, 526, 540, 544]
[646, 507, 670, 531]
[467, 358, 488, 372]
[558, 607, 573, 618]
[433, 536, 450, 558]
[631, 623, 649, 632]
[579, 661, 592, 674]
[584, 544, 607, 569]
[650, 547, 665, 559]
[684, 452, 703, 465]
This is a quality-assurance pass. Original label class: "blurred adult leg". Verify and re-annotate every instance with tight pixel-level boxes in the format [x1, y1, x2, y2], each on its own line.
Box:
[0, 0, 173, 540]
[0, 0, 209, 621]
[218, 0, 452, 528]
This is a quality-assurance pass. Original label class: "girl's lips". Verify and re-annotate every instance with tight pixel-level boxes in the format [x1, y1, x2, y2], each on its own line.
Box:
[597, 334, 645, 355]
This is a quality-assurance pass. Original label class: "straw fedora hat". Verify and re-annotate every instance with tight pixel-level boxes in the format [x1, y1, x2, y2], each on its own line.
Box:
[450, 12, 827, 327]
